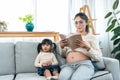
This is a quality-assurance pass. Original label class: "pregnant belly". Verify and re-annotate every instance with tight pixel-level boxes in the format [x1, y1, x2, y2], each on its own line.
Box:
[66, 51, 90, 63]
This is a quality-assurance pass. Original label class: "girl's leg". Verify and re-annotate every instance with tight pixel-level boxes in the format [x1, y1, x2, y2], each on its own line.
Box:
[52, 70, 59, 79]
[53, 70, 59, 76]
[50, 65, 60, 79]
[71, 61, 94, 80]
[59, 66, 73, 80]
[44, 69, 52, 79]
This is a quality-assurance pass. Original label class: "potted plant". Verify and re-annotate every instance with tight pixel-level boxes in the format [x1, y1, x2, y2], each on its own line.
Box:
[104, 0, 120, 61]
[19, 14, 34, 32]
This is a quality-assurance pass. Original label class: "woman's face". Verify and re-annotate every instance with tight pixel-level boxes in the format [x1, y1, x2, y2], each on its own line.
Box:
[74, 16, 88, 33]
[42, 44, 51, 52]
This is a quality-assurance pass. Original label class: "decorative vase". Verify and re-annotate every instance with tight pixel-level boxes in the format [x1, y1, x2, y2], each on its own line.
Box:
[25, 22, 34, 32]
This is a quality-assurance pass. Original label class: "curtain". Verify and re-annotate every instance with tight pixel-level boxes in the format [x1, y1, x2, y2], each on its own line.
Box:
[95, 0, 114, 57]
[69, 0, 95, 33]
[36, 0, 69, 35]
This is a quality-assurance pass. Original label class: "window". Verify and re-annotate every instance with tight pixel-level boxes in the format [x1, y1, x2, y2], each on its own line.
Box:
[0, 0, 35, 31]
[36, 0, 69, 34]
[0, 0, 69, 42]
[0, 0, 69, 34]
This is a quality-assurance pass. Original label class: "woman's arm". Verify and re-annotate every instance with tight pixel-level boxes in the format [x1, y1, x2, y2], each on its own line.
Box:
[76, 35, 102, 61]
[87, 39, 102, 61]
[56, 40, 69, 58]
[85, 35, 102, 61]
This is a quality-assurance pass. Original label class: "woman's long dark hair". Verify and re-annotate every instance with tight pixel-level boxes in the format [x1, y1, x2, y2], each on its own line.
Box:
[37, 39, 56, 53]
[74, 12, 89, 33]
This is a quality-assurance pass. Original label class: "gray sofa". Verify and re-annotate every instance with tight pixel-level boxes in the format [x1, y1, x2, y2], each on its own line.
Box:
[0, 42, 120, 80]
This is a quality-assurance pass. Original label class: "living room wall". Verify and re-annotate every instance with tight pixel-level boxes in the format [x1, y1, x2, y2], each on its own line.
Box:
[0, 0, 120, 58]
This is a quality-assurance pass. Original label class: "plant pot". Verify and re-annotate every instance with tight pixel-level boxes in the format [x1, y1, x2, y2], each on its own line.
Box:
[25, 22, 34, 32]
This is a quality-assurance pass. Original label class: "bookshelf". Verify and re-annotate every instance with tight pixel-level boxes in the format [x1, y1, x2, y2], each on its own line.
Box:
[80, 5, 99, 35]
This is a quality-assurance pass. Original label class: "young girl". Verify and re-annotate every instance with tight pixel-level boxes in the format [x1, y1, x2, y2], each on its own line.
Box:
[34, 39, 60, 80]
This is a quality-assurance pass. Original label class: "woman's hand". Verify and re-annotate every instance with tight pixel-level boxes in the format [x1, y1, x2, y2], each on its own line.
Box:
[60, 39, 68, 48]
[75, 39, 90, 51]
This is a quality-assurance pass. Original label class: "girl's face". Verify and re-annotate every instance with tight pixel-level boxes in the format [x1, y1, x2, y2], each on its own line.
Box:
[42, 44, 51, 52]
[74, 16, 88, 33]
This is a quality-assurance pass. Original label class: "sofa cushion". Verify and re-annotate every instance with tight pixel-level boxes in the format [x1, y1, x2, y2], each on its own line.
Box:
[0, 75, 15, 80]
[55, 42, 67, 66]
[92, 59, 105, 71]
[15, 42, 39, 73]
[0, 42, 15, 75]
[91, 71, 113, 80]
[15, 73, 46, 80]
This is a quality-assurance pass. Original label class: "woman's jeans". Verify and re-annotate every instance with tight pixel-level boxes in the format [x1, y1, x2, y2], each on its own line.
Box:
[59, 60, 94, 80]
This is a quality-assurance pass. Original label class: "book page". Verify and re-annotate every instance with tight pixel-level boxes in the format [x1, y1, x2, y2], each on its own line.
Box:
[59, 34, 67, 39]
[67, 34, 82, 50]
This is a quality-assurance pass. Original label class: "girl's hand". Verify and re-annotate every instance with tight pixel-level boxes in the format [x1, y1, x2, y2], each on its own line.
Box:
[42, 61, 52, 67]
[75, 39, 90, 51]
[60, 39, 68, 48]
[42, 63, 48, 67]
[46, 61, 52, 65]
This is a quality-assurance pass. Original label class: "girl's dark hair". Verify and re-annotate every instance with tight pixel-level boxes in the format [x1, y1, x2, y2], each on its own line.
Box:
[37, 39, 56, 53]
[74, 12, 89, 33]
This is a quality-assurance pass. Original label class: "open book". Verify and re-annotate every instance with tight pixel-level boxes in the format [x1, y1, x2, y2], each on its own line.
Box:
[60, 34, 82, 50]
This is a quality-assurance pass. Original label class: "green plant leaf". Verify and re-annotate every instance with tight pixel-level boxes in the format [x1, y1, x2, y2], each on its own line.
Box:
[105, 0, 120, 61]
[19, 17, 22, 20]
[111, 44, 120, 54]
[106, 19, 117, 32]
[23, 18, 27, 22]
[106, 24, 114, 32]
[107, 17, 113, 26]
[113, 38, 120, 45]
[112, 26, 120, 34]
[88, 21, 92, 28]
[19, 14, 33, 23]
[112, 19, 117, 23]
[106, 20, 116, 32]
[104, 12, 112, 18]
[115, 53, 120, 61]
[111, 32, 120, 40]
[113, 0, 119, 10]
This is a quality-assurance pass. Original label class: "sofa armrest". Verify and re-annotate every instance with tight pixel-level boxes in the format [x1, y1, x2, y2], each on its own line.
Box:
[103, 57, 120, 80]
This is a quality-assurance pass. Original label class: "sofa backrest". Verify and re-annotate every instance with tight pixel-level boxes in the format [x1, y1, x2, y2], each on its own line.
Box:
[0, 41, 106, 75]
[15, 42, 39, 73]
[0, 42, 15, 75]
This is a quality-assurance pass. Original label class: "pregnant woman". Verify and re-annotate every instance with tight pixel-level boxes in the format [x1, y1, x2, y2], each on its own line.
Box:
[58, 12, 102, 80]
